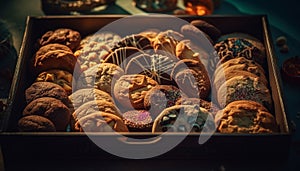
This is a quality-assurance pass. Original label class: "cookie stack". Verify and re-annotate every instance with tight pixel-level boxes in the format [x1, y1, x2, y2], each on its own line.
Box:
[213, 33, 278, 133]
[18, 28, 81, 131]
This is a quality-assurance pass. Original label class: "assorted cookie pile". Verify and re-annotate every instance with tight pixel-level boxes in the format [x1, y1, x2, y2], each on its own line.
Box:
[18, 19, 278, 134]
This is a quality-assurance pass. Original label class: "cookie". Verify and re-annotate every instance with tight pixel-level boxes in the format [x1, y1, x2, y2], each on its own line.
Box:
[23, 97, 71, 131]
[217, 75, 272, 110]
[35, 69, 73, 95]
[215, 100, 277, 133]
[190, 19, 221, 41]
[74, 32, 121, 71]
[32, 48, 77, 76]
[153, 30, 182, 58]
[144, 85, 184, 117]
[75, 63, 124, 94]
[72, 100, 121, 123]
[176, 98, 220, 116]
[113, 74, 158, 109]
[181, 24, 214, 45]
[111, 34, 153, 51]
[122, 110, 153, 132]
[125, 53, 178, 85]
[38, 28, 81, 50]
[74, 112, 129, 132]
[215, 57, 266, 78]
[25, 82, 70, 107]
[152, 105, 215, 133]
[213, 69, 268, 94]
[35, 43, 73, 57]
[103, 47, 144, 69]
[69, 88, 113, 110]
[214, 37, 266, 65]
[18, 115, 56, 132]
[171, 59, 211, 99]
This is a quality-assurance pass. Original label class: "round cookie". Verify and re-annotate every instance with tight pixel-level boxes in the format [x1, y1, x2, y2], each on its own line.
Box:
[171, 59, 211, 99]
[111, 34, 153, 51]
[215, 100, 278, 133]
[152, 105, 215, 133]
[23, 97, 71, 131]
[32, 48, 77, 76]
[153, 30, 182, 58]
[113, 74, 158, 109]
[72, 100, 121, 123]
[125, 53, 178, 85]
[214, 57, 266, 78]
[176, 98, 220, 116]
[35, 69, 73, 95]
[25, 82, 70, 107]
[35, 43, 73, 57]
[69, 88, 113, 110]
[38, 28, 81, 51]
[213, 69, 268, 94]
[180, 24, 214, 45]
[144, 85, 184, 117]
[74, 112, 129, 132]
[18, 115, 56, 132]
[74, 32, 121, 71]
[75, 63, 124, 94]
[122, 110, 153, 132]
[217, 75, 272, 110]
[190, 19, 221, 41]
[214, 37, 266, 65]
[103, 47, 144, 69]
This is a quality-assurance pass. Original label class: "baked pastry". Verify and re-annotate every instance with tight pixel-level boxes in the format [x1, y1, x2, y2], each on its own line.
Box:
[18, 115, 56, 132]
[111, 34, 153, 51]
[69, 88, 113, 110]
[23, 97, 71, 131]
[122, 110, 153, 132]
[75, 63, 124, 94]
[153, 30, 182, 58]
[176, 98, 220, 116]
[103, 47, 144, 69]
[213, 69, 268, 94]
[72, 100, 121, 123]
[38, 28, 81, 51]
[74, 32, 121, 71]
[113, 74, 158, 109]
[32, 47, 77, 75]
[190, 19, 221, 41]
[215, 100, 277, 133]
[35, 43, 73, 57]
[125, 53, 178, 85]
[25, 82, 70, 107]
[35, 69, 73, 95]
[171, 59, 211, 99]
[144, 85, 185, 117]
[74, 112, 129, 132]
[175, 40, 201, 62]
[152, 105, 215, 133]
[217, 75, 272, 110]
[214, 37, 266, 65]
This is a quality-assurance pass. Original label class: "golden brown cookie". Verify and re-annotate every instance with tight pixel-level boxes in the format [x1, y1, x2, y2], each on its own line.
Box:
[35, 43, 73, 57]
[171, 59, 211, 99]
[74, 112, 128, 132]
[215, 100, 277, 133]
[35, 69, 73, 95]
[152, 105, 215, 133]
[38, 28, 81, 51]
[72, 100, 121, 124]
[32, 48, 77, 76]
[113, 74, 158, 109]
[18, 115, 56, 132]
[217, 75, 272, 110]
[75, 63, 124, 94]
[69, 88, 113, 110]
[23, 97, 71, 131]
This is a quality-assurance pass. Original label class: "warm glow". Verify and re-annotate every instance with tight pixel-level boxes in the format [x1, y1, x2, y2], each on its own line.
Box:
[185, 1, 212, 16]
